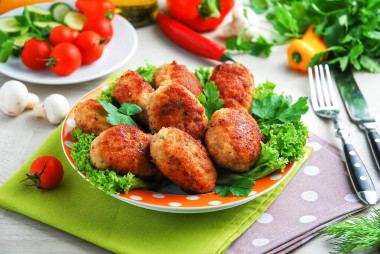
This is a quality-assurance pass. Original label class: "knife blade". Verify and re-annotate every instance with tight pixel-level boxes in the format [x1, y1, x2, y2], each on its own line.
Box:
[333, 69, 380, 172]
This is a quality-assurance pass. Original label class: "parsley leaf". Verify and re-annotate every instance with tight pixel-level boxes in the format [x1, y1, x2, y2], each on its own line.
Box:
[135, 60, 157, 88]
[194, 66, 214, 87]
[250, 83, 308, 136]
[98, 100, 142, 126]
[197, 81, 223, 121]
[216, 176, 255, 197]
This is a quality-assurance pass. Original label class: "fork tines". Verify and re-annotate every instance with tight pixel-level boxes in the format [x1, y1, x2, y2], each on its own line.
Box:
[308, 64, 339, 112]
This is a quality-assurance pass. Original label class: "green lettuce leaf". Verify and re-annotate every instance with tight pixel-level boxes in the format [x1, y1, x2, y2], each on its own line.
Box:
[70, 128, 147, 194]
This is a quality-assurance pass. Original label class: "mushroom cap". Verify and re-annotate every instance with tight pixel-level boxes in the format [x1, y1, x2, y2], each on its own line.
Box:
[44, 94, 70, 124]
[0, 80, 28, 116]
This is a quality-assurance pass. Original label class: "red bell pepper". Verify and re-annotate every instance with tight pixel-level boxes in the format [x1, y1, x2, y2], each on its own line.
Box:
[167, 0, 234, 32]
[75, 0, 115, 20]
[156, 12, 234, 62]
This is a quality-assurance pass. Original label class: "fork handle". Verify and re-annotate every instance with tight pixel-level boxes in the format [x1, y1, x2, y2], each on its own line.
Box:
[335, 119, 377, 205]
[340, 138, 377, 205]
[360, 122, 380, 171]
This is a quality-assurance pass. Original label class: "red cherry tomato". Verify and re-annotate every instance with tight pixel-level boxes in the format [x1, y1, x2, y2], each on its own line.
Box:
[48, 43, 82, 76]
[75, 0, 115, 19]
[26, 156, 64, 189]
[21, 38, 51, 70]
[82, 16, 113, 44]
[49, 25, 79, 46]
[73, 31, 107, 64]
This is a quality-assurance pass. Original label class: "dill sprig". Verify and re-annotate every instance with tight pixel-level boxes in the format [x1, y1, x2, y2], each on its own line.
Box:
[320, 208, 380, 253]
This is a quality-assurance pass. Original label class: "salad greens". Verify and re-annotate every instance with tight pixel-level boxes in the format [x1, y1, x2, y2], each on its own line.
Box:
[227, 0, 380, 72]
[216, 81, 309, 197]
[70, 128, 147, 194]
[135, 61, 157, 87]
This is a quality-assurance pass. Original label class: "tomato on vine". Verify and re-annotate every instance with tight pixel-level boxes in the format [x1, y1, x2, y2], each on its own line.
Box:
[23, 156, 64, 189]
[21, 38, 51, 70]
[47, 43, 82, 76]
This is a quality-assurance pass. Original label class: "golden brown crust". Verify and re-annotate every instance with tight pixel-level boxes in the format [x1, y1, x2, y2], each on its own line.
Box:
[112, 70, 155, 127]
[209, 63, 255, 112]
[154, 61, 203, 97]
[74, 99, 112, 136]
[205, 108, 264, 172]
[89, 124, 163, 180]
[147, 83, 208, 140]
[150, 127, 217, 194]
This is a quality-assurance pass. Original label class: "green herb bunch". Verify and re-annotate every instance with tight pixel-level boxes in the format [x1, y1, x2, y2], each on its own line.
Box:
[228, 0, 380, 73]
[321, 208, 380, 253]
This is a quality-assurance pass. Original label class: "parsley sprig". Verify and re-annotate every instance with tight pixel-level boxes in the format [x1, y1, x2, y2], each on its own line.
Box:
[197, 81, 224, 121]
[229, 0, 380, 72]
[98, 100, 142, 126]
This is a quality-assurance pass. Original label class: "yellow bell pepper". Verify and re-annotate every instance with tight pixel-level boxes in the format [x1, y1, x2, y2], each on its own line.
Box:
[287, 26, 327, 73]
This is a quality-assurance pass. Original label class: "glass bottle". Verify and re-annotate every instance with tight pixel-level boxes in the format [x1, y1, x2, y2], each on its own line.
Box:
[111, 0, 158, 28]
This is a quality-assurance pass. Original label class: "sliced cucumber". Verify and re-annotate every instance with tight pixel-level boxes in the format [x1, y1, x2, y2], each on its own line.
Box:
[50, 2, 72, 23]
[12, 34, 33, 56]
[13, 34, 32, 47]
[33, 21, 61, 29]
[24, 5, 52, 22]
[0, 17, 29, 37]
[63, 11, 86, 31]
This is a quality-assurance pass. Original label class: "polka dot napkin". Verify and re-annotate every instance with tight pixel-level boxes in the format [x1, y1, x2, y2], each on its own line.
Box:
[227, 133, 368, 254]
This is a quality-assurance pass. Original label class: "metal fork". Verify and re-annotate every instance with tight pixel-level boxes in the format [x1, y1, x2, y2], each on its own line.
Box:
[308, 64, 377, 205]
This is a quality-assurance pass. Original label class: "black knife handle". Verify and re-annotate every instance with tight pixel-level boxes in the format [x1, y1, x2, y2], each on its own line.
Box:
[343, 143, 376, 193]
[364, 130, 380, 171]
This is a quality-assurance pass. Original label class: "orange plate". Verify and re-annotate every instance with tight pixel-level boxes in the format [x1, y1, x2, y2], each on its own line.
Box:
[61, 83, 297, 213]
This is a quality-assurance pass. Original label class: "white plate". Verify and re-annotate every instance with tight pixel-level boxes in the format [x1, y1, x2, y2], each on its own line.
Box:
[0, 1, 138, 85]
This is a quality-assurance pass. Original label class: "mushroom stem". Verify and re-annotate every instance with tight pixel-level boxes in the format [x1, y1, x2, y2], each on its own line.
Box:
[26, 93, 40, 110]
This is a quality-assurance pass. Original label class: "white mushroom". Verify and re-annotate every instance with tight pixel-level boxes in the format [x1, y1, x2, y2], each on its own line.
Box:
[33, 94, 69, 124]
[222, 6, 261, 41]
[0, 80, 40, 116]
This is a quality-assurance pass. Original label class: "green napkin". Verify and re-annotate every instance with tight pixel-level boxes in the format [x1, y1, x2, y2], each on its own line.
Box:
[0, 125, 312, 254]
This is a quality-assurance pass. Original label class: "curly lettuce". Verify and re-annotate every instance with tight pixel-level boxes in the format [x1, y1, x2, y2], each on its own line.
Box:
[70, 128, 147, 194]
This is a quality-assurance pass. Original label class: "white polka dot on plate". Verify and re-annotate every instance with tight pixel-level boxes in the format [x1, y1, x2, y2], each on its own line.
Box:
[152, 194, 165, 198]
[130, 195, 143, 201]
[257, 213, 273, 224]
[306, 141, 321, 151]
[64, 141, 73, 148]
[270, 174, 282, 181]
[102, 85, 109, 91]
[302, 191, 318, 201]
[299, 215, 317, 223]
[344, 194, 359, 202]
[169, 202, 182, 207]
[66, 119, 76, 128]
[252, 238, 270, 247]
[186, 196, 199, 200]
[208, 201, 222, 206]
[303, 166, 320, 176]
